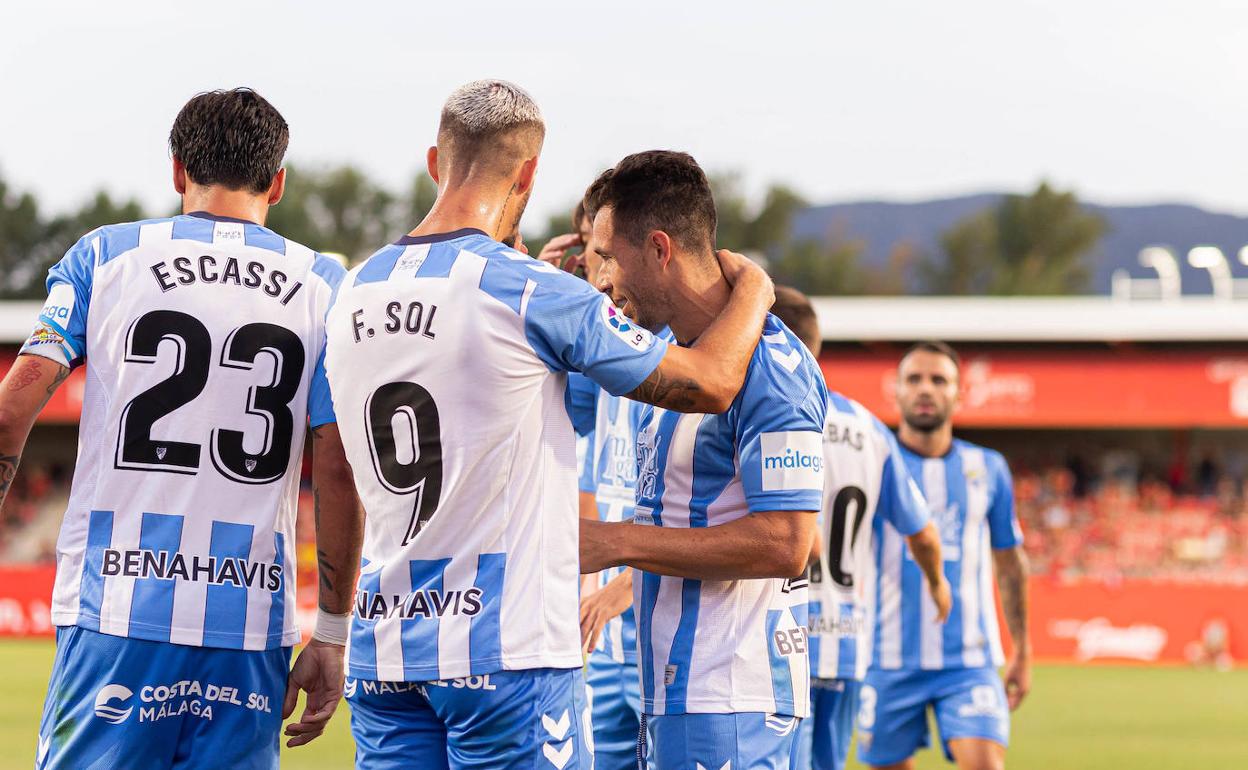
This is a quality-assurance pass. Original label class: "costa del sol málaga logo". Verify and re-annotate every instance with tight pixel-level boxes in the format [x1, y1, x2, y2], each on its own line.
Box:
[94, 684, 134, 724]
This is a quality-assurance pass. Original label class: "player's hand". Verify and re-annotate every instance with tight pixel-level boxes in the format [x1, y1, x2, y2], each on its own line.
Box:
[579, 571, 634, 654]
[1003, 653, 1032, 710]
[716, 249, 772, 296]
[929, 577, 953, 624]
[537, 232, 585, 274]
[579, 519, 620, 575]
[282, 638, 345, 748]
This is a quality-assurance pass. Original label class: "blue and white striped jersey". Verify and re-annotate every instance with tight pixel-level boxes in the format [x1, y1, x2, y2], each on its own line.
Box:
[21, 213, 344, 650]
[808, 393, 929, 681]
[633, 315, 826, 717]
[871, 438, 1022, 671]
[324, 229, 668, 682]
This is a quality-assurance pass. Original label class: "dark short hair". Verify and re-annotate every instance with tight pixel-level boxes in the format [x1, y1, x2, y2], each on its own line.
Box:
[595, 151, 716, 253]
[771, 285, 821, 355]
[169, 88, 288, 194]
[580, 169, 613, 227]
[902, 340, 961, 372]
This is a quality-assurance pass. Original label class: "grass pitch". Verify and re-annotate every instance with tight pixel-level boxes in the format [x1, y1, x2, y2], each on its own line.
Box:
[3, 639, 1245, 769]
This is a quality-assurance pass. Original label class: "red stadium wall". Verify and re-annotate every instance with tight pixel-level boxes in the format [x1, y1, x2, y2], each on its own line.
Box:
[822, 348, 1248, 428]
[1, 566, 1243, 665]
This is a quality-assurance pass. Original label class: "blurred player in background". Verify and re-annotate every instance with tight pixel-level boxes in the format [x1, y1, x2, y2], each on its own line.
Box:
[0, 88, 362, 769]
[324, 82, 775, 770]
[580, 151, 825, 769]
[857, 342, 1031, 770]
[769, 288, 951, 770]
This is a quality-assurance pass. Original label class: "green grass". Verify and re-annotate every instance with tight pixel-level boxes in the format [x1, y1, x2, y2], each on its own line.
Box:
[3, 639, 1246, 769]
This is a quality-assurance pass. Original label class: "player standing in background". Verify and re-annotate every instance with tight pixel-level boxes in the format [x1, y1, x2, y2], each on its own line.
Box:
[768, 288, 951, 770]
[579, 151, 826, 770]
[857, 341, 1031, 770]
[0, 88, 362, 769]
[324, 81, 775, 770]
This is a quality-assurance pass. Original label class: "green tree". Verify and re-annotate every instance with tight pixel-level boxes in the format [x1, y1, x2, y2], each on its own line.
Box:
[923, 182, 1106, 295]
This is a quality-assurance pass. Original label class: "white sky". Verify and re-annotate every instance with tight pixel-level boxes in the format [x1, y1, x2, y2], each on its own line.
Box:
[2, 0, 1246, 229]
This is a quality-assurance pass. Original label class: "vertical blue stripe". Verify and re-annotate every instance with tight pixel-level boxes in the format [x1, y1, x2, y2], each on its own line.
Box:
[899, 451, 927, 669]
[349, 566, 381, 675]
[415, 242, 457, 278]
[128, 512, 184, 639]
[170, 215, 215, 244]
[828, 391, 857, 415]
[469, 553, 506, 674]
[638, 571, 663, 707]
[836, 602, 857, 679]
[202, 521, 254, 648]
[942, 448, 966, 668]
[806, 599, 822, 676]
[478, 261, 528, 314]
[871, 516, 885, 668]
[354, 245, 402, 286]
[78, 510, 114, 631]
[765, 609, 796, 713]
[402, 558, 451, 679]
[266, 532, 287, 645]
[243, 224, 286, 254]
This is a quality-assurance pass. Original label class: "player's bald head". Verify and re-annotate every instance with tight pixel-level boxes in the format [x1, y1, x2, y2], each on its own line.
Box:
[436, 79, 545, 180]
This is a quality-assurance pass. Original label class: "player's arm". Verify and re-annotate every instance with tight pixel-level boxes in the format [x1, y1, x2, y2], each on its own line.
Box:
[581, 510, 816, 580]
[623, 249, 773, 414]
[0, 356, 71, 512]
[994, 545, 1031, 710]
[906, 523, 951, 623]
[283, 422, 364, 748]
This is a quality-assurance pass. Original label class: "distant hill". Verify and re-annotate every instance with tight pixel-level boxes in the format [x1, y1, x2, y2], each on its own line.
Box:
[789, 194, 1248, 295]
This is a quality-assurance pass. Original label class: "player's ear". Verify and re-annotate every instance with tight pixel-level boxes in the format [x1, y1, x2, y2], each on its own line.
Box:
[266, 168, 286, 206]
[426, 147, 440, 185]
[172, 156, 188, 196]
[515, 156, 539, 195]
[650, 230, 673, 270]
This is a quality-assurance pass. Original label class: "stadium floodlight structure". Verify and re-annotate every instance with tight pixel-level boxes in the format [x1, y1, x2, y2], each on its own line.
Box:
[1138, 246, 1182, 302]
[1187, 246, 1232, 301]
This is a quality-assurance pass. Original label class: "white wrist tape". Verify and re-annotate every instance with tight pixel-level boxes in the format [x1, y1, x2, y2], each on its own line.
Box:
[312, 609, 352, 646]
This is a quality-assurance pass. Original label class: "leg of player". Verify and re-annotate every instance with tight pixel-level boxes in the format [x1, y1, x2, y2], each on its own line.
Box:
[947, 738, 1006, 770]
[931, 668, 1010, 770]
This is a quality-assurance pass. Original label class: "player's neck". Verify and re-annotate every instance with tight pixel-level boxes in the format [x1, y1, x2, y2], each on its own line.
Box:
[408, 187, 511, 243]
[181, 188, 270, 226]
[898, 424, 954, 458]
[667, 256, 731, 345]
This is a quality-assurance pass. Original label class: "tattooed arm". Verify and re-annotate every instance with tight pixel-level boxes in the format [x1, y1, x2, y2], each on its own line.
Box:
[0, 355, 71, 512]
[993, 546, 1032, 710]
[624, 249, 773, 414]
[283, 422, 364, 749]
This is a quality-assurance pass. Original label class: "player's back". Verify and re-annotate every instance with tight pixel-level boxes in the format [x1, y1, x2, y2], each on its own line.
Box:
[809, 392, 930, 681]
[28, 212, 344, 650]
[326, 228, 667, 682]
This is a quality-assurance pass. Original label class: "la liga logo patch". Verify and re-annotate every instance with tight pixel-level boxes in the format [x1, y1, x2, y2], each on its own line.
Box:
[599, 299, 655, 351]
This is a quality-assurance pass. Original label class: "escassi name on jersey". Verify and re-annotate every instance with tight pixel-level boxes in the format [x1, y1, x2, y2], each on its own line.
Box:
[149, 256, 304, 304]
[349, 300, 439, 344]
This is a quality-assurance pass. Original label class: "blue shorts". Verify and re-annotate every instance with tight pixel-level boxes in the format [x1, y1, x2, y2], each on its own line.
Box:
[645, 712, 801, 770]
[37, 625, 290, 770]
[585, 651, 643, 770]
[857, 667, 1009, 766]
[346, 667, 593, 770]
[794, 679, 860, 770]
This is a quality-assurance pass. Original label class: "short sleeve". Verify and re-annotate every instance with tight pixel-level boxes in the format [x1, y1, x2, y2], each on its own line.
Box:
[524, 274, 668, 397]
[878, 428, 930, 537]
[577, 430, 597, 494]
[565, 373, 599, 438]
[738, 329, 827, 512]
[987, 451, 1023, 549]
[21, 232, 97, 369]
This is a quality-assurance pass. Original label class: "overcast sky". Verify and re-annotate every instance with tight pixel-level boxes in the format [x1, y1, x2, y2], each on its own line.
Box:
[2, 0, 1245, 233]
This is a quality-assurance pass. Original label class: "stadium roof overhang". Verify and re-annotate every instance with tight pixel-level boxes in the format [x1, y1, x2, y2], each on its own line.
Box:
[810, 296, 1248, 343]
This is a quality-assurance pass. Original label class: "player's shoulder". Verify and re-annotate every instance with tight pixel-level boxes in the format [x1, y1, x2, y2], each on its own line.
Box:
[952, 437, 1011, 478]
[71, 216, 174, 267]
[742, 313, 824, 405]
[826, 389, 892, 437]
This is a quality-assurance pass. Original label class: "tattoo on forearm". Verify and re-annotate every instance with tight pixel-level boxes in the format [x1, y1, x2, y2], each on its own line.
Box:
[627, 368, 702, 411]
[998, 551, 1030, 645]
[0, 453, 21, 511]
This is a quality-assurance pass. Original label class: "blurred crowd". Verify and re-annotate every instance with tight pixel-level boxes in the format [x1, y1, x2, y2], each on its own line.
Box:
[4, 451, 1248, 586]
